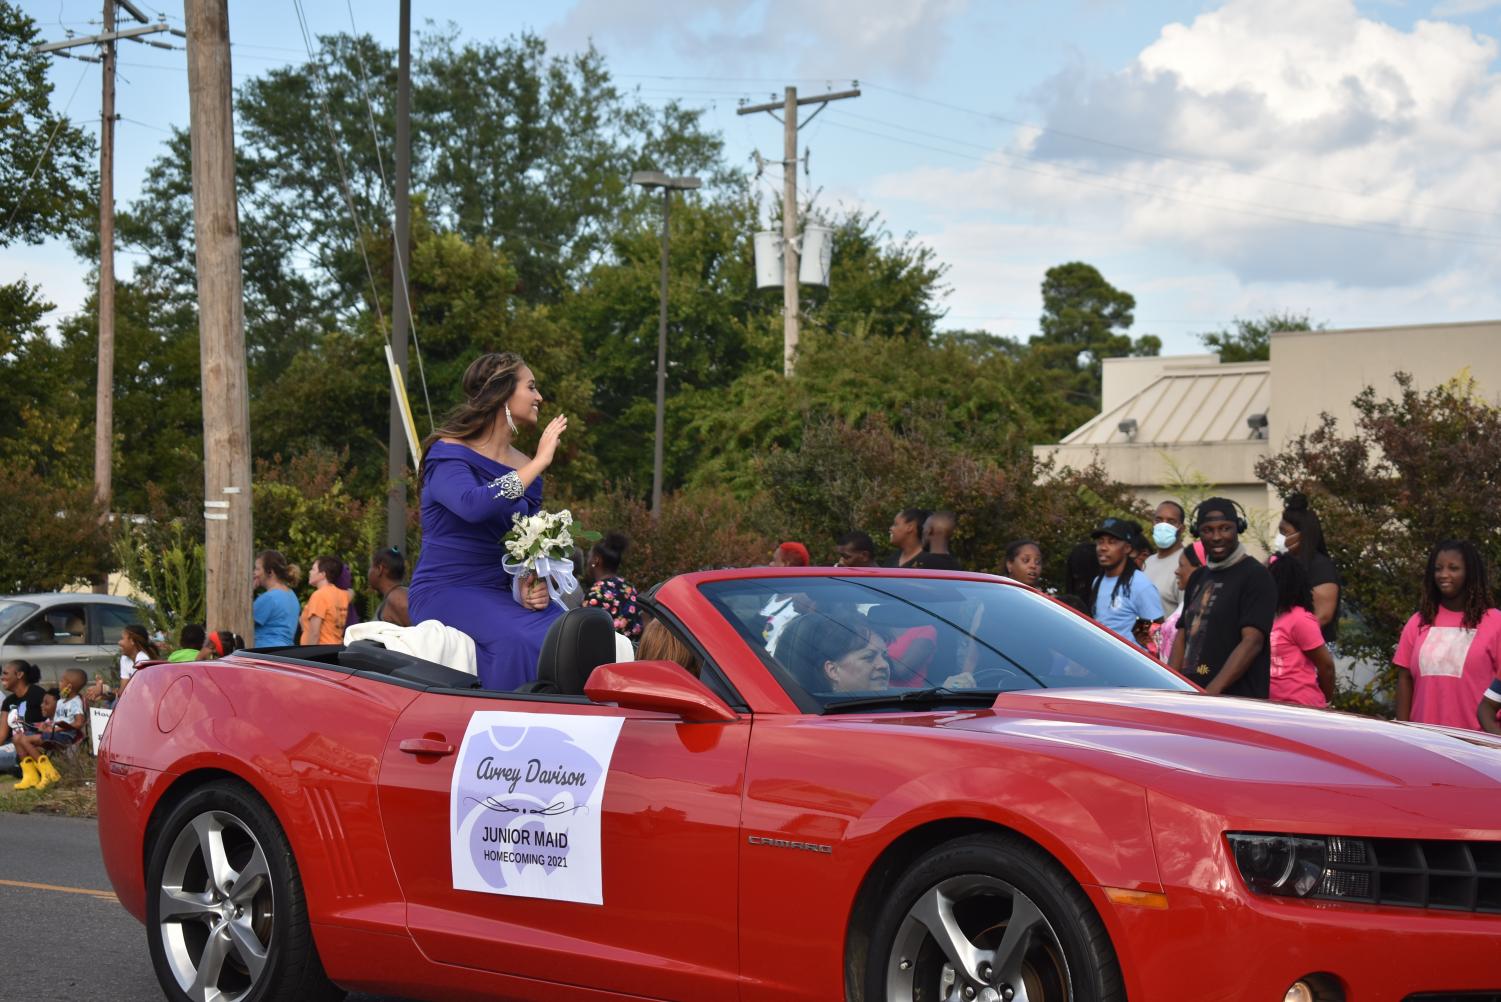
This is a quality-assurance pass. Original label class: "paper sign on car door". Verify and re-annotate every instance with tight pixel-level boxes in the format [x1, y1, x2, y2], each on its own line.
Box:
[449, 711, 624, 905]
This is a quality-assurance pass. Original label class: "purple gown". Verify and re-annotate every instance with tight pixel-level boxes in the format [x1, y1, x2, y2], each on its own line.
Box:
[408, 441, 563, 689]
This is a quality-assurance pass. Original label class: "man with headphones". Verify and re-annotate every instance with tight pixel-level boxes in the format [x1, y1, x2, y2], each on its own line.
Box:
[1168, 497, 1277, 699]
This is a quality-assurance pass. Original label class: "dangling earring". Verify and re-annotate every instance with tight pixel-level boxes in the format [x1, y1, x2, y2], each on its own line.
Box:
[504, 404, 517, 436]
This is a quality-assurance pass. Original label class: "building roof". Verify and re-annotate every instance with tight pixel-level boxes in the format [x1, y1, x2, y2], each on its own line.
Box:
[1061, 360, 1270, 447]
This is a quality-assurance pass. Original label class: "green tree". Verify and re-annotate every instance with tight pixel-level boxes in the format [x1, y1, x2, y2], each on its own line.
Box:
[252, 210, 598, 501]
[760, 412, 1146, 576]
[0, 1, 95, 247]
[1255, 373, 1501, 713]
[1030, 262, 1158, 410]
[0, 461, 111, 592]
[1198, 311, 1319, 363]
[565, 200, 956, 492]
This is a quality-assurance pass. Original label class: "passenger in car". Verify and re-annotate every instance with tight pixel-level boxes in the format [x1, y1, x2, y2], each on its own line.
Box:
[637, 619, 700, 678]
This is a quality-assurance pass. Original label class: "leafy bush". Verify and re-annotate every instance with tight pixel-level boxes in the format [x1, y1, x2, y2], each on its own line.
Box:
[760, 411, 1148, 580]
[0, 461, 113, 593]
[1256, 373, 1501, 709]
[113, 518, 204, 641]
[254, 449, 391, 601]
[574, 484, 775, 590]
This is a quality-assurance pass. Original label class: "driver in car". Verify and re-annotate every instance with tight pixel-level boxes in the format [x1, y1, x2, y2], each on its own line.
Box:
[777, 612, 891, 693]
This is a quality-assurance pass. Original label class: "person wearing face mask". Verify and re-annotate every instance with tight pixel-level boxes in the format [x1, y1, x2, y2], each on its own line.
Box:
[1393, 539, 1500, 730]
[1143, 500, 1186, 612]
[1275, 493, 1341, 645]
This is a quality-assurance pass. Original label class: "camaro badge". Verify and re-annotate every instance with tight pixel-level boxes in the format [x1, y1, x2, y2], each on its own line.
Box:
[748, 834, 833, 855]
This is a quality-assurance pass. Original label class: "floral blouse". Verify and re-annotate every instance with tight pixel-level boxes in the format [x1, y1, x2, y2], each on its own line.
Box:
[584, 575, 644, 640]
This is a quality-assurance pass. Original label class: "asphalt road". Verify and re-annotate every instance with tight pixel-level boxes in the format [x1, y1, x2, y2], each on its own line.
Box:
[0, 813, 414, 1002]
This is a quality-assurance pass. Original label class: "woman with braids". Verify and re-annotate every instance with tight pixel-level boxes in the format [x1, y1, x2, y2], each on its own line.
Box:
[408, 353, 569, 690]
[1393, 539, 1501, 730]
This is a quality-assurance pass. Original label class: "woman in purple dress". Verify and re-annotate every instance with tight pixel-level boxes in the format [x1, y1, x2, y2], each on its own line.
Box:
[408, 352, 569, 689]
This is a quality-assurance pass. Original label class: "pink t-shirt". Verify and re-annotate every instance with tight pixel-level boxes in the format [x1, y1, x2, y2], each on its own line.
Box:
[1393, 607, 1501, 730]
[1269, 607, 1327, 707]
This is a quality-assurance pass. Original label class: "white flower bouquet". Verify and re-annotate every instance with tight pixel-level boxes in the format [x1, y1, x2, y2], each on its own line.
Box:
[500, 509, 600, 607]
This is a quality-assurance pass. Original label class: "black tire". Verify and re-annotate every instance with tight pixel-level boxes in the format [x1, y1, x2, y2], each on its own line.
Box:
[144, 779, 344, 1002]
[864, 833, 1125, 1002]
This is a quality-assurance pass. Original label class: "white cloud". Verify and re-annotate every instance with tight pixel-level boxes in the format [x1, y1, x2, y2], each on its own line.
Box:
[549, 0, 968, 81]
[885, 0, 1501, 290]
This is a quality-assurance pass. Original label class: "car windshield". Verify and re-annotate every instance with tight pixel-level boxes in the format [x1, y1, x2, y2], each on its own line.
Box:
[0, 601, 39, 639]
[699, 576, 1193, 711]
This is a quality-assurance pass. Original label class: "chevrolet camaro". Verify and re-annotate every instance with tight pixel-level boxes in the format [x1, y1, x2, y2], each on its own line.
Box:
[97, 568, 1501, 1002]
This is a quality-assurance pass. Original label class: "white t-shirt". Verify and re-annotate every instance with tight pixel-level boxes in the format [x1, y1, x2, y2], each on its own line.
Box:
[119, 649, 149, 682]
[52, 693, 84, 728]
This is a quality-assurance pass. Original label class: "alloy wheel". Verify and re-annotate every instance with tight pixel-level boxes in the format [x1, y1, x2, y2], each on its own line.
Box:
[885, 874, 1072, 1002]
[157, 810, 275, 1002]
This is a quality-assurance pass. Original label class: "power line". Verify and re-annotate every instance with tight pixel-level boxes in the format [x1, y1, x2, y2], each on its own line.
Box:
[342, 0, 433, 431]
[862, 82, 1501, 223]
[818, 114, 1501, 250]
[289, 0, 391, 344]
[827, 107, 1501, 246]
[4, 60, 91, 233]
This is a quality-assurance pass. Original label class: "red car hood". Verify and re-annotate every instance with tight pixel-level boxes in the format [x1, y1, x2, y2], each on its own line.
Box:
[908, 688, 1501, 792]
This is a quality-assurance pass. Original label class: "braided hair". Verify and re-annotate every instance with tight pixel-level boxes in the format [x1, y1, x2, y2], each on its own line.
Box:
[1420, 539, 1493, 629]
[421, 352, 529, 463]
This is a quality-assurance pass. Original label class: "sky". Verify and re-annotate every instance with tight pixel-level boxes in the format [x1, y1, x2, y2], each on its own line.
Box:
[10, 0, 1501, 355]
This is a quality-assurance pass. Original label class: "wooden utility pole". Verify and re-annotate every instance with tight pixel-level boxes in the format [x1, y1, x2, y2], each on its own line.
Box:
[34, 4, 177, 592]
[93, 0, 116, 566]
[738, 85, 859, 376]
[185, 0, 254, 643]
[386, 0, 412, 550]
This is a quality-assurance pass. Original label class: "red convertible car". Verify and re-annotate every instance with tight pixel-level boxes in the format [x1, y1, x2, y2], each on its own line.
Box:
[98, 568, 1501, 1002]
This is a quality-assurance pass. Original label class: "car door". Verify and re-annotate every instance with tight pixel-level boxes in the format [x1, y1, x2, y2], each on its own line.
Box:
[377, 689, 750, 1001]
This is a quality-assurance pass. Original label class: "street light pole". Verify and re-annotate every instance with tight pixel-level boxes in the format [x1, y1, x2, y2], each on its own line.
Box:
[629, 170, 701, 521]
[653, 187, 670, 519]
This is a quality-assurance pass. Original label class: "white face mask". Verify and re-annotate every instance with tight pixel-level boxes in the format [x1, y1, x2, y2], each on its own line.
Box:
[1152, 522, 1180, 549]
[1272, 532, 1289, 554]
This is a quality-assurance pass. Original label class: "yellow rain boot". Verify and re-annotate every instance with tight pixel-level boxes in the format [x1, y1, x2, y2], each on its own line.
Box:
[36, 754, 62, 786]
[12, 758, 41, 791]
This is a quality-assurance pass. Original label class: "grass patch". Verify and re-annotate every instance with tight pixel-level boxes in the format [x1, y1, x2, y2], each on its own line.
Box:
[0, 748, 98, 817]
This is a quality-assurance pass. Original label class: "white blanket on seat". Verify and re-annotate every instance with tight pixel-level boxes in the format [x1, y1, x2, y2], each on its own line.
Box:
[344, 619, 478, 676]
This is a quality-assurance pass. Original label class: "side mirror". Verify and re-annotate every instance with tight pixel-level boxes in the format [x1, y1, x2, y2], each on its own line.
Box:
[14, 630, 44, 645]
[584, 660, 738, 723]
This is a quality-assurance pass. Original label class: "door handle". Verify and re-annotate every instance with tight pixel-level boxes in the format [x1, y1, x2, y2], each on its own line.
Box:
[74, 655, 94, 662]
[399, 737, 455, 757]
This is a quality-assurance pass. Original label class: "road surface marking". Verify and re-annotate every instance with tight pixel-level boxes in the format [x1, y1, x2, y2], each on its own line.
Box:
[0, 878, 117, 901]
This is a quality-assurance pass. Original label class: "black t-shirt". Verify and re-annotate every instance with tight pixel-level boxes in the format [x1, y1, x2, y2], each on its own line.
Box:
[1178, 556, 1276, 699]
[1305, 552, 1341, 644]
[2, 687, 46, 734]
[912, 551, 963, 571]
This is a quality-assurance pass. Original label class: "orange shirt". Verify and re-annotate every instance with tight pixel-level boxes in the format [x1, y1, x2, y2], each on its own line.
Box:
[300, 583, 350, 645]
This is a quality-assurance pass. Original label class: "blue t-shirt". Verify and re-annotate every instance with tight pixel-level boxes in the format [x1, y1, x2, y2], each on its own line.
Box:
[1486, 678, 1501, 704]
[253, 588, 301, 647]
[1091, 569, 1164, 649]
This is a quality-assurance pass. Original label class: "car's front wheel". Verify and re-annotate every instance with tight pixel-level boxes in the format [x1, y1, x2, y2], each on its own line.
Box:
[866, 833, 1125, 1002]
[145, 780, 343, 1002]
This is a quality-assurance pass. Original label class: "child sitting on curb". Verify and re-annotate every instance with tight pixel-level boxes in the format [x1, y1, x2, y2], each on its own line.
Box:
[11, 668, 87, 791]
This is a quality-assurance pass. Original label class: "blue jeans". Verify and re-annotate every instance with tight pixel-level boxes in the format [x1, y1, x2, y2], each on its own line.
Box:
[0, 744, 17, 775]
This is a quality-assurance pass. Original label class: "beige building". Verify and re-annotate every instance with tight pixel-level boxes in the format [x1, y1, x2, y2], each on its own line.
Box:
[1034, 321, 1501, 545]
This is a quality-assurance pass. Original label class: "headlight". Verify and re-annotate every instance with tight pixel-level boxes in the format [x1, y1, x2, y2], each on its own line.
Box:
[1227, 833, 1327, 897]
